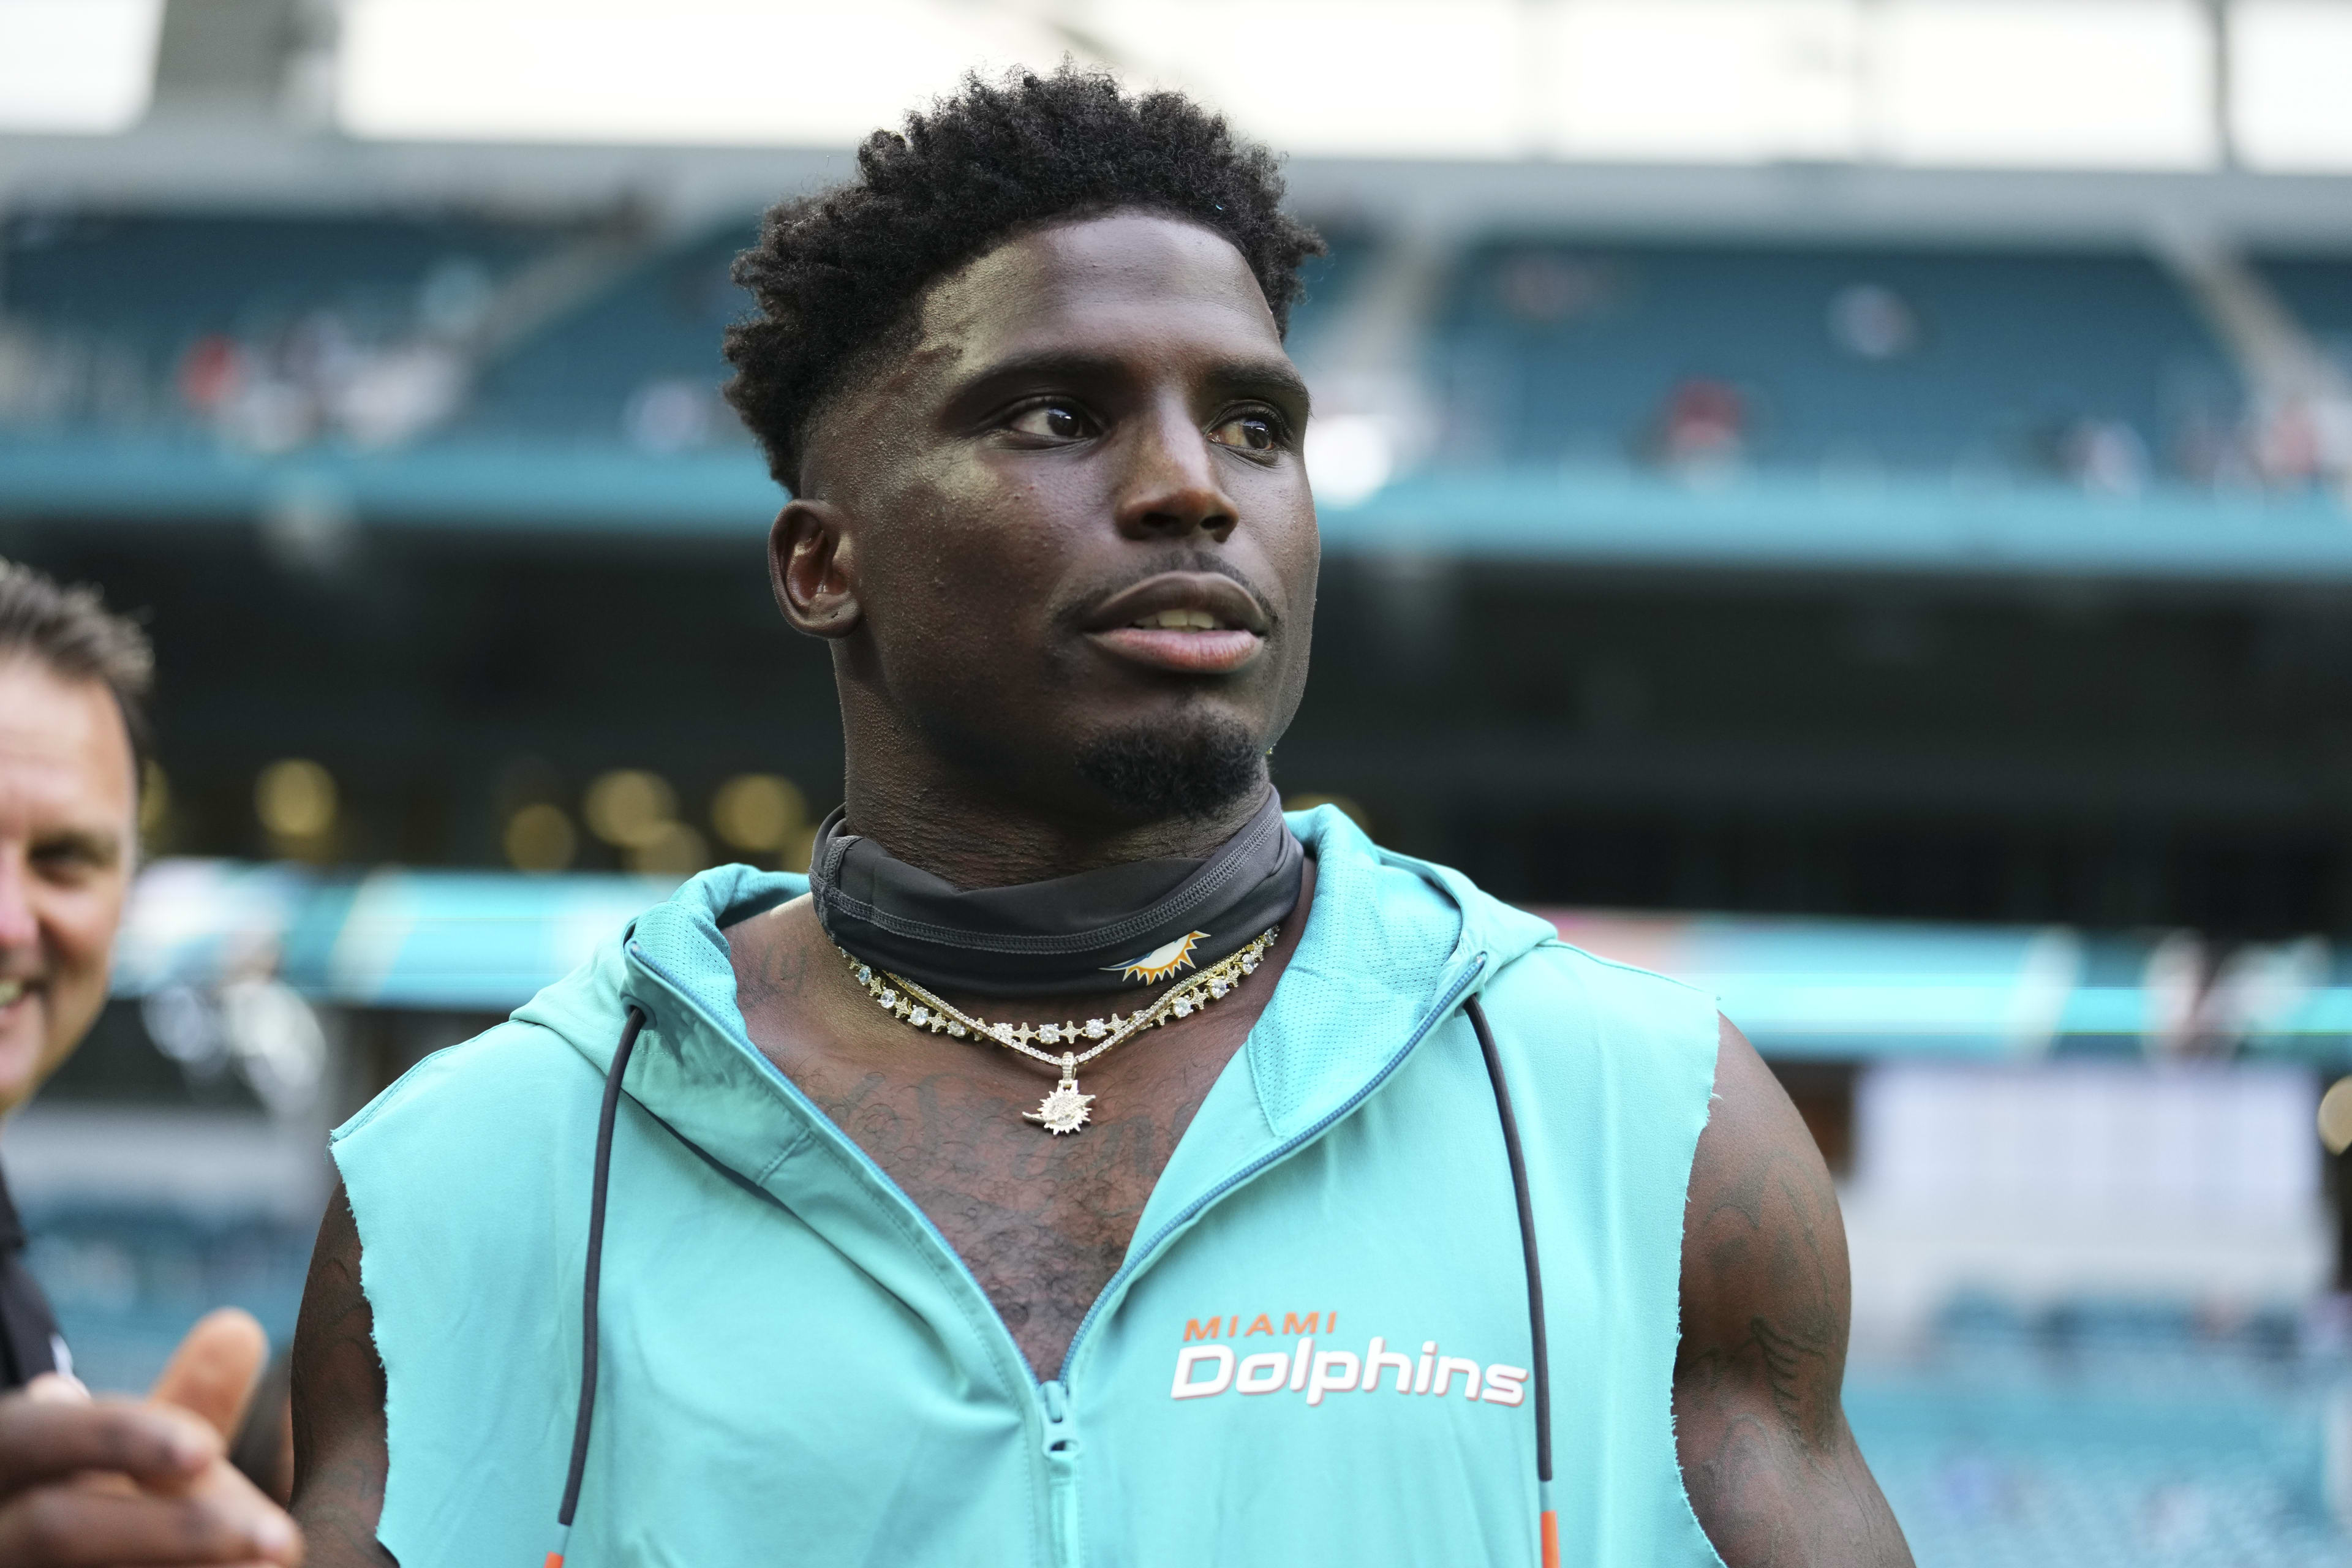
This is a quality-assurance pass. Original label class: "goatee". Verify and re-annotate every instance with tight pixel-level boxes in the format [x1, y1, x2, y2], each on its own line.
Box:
[1074, 714, 1266, 821]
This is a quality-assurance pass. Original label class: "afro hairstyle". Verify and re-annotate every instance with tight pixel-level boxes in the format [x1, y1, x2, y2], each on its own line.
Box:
[722, 65, 1325, 488]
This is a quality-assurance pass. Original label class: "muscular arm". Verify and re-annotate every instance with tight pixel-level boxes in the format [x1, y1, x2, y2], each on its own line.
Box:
[1673, 1019, 1912, 1568]
[289, 1185, 395, 1566]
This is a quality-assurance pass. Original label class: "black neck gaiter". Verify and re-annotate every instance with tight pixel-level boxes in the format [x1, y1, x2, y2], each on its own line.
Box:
[809, 790, 1303, 998]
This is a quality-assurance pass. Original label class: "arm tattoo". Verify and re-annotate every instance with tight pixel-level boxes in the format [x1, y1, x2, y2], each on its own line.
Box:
[1747, 1314, 1832, 1445]
[1673, 1022, 1913, 1568]
[290, 1185, 399, 1566]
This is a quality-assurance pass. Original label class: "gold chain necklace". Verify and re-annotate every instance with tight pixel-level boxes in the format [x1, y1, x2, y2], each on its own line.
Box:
[838, 925, 1280, 1135]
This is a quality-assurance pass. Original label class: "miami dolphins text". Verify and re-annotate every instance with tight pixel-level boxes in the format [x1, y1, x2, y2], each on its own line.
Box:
[1170, 1335, 1528, 1408]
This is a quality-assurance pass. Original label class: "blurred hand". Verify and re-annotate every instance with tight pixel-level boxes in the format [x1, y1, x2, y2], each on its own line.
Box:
[0, 1308, 302, 1564]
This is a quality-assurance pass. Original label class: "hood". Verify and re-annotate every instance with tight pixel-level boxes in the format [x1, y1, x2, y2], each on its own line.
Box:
[514, 806, 1559, 1177]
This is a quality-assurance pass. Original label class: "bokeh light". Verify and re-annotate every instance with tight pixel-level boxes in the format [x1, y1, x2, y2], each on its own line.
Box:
[710, 773, 806, 853]
[2318, 1075, 2352, 1155]
[503, 802, 577, 873]
[582, 769, 677, 850]
[254, 758, 336, 840]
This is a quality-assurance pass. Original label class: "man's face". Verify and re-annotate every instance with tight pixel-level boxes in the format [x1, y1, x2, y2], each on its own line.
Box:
[803, 211, 1319, 824]
[0, 658, 135, 1114]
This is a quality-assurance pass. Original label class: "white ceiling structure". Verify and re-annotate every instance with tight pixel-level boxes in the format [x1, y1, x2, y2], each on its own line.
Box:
[0, 0, 169, 134]
[331, 0, 2352, 172]
[2, 0, 2348, 172]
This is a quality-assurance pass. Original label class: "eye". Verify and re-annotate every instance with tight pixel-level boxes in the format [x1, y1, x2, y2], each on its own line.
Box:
[29, 837, 112, 883]
[1208, 412, 1281, 453]
[1005, 401, 1097, 442]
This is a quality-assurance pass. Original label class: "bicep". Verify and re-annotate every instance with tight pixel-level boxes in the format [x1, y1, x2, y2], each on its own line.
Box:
[1672, 1018, 1912, 1568]
[290, 1183, 398, 1566]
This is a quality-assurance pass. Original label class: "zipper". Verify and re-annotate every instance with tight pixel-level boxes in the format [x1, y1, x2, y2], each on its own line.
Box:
[1039, 1378, 1081, 1567]
[631, 941, 1070, 1562]
[1054, 950, 1489, 1381]
[628, 936, 1488, 1564]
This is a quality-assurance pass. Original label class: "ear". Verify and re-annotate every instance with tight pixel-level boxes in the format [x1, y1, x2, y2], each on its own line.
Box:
[770, 499, 862, 639]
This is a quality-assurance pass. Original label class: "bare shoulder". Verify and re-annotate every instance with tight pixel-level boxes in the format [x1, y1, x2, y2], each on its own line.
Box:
[1673, 1017, 1912, 1568]
[290, 1185, 397, 1566]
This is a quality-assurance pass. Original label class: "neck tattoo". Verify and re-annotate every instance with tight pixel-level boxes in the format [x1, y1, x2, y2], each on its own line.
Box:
[840, 925, 1278, 1134]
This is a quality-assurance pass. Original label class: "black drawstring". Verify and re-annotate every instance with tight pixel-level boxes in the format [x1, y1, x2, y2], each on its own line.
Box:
[1466, 993, 1555, 1494]
[554, 996, 1552, 1557]
[557, 1003, 647, 1547]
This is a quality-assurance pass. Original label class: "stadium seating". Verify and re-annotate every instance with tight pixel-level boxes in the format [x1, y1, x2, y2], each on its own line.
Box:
[7, 213, 2350, 575]
[0, 211, 569, 440]
[2258, 255, 2352, 356]
[1, 213, 556, 358]
[1430, 241, 2241, 480]
[0, 211, 1359, 456]
[1278, 228, 1375, 363]
[464, 219, 758, 448]
[0, 215, 2247, 479]
[1847, 1297, 2345, 1567]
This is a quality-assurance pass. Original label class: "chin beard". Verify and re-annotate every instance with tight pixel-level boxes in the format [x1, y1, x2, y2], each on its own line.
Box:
[1074, 714, 1267, 821]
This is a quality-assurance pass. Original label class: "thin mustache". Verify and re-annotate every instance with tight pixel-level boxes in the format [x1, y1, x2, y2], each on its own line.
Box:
[1055, 551, 1277, 635]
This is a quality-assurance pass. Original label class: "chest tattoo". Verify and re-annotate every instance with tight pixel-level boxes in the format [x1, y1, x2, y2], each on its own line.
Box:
[805, 1066, 1198, 1378]
[728, 896, 1287, 1379]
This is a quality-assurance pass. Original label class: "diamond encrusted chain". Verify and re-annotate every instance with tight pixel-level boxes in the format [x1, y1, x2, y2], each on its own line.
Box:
[837, 925, 1279, 1134]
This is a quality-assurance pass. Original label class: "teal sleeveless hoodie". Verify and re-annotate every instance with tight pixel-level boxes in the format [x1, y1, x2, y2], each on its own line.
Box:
[333, 809, 1728, 1567]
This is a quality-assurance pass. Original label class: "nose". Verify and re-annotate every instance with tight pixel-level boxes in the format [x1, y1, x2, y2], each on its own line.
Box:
[1114, 401, 1238, 543]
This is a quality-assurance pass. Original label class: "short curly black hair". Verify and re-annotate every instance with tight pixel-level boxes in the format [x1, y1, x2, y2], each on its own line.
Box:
[723, 66, 1324, 489]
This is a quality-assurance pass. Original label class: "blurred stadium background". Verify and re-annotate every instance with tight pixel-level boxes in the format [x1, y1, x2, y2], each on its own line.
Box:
[8, 1, 2352, 1560]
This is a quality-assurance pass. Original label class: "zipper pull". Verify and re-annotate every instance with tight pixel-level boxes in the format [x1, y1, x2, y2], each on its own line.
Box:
[1038, 1379, 1081, 1565]
[1040, 1378, 1072, 1442]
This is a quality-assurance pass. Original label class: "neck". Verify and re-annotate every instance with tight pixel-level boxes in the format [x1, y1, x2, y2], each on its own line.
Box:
[839, 759, 1269, 890]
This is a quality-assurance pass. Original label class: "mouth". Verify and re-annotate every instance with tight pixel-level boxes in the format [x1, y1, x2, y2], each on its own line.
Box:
[1082, 572, 1270, 676]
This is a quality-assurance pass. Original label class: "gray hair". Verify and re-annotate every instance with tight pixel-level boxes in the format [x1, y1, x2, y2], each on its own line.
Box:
[0, 558, 153, 776]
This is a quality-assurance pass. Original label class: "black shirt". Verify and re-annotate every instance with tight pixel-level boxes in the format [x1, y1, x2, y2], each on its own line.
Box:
[0, 1168, 62, 1389]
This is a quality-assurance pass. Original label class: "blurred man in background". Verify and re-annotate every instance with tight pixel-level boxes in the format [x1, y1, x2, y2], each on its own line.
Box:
[0, 560, 299, 1563]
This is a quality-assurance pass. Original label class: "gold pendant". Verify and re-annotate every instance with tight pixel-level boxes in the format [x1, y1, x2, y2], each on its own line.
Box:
[1023, 1057, 1095, 1135]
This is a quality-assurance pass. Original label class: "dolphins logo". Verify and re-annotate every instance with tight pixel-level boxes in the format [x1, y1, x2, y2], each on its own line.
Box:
[1106, 931, 1210, 984]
